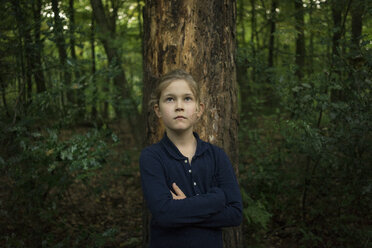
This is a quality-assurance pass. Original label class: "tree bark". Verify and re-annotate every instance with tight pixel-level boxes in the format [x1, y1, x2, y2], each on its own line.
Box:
[90, 15, 98, 119]
[250, 0, 257, 82]
[330, 0, 349, 102]
[268, 0, 277, 68]
[308, 0, 314, 74]
[12, 0, 33, 105]
[142, 1, 241, 247]
[331, 0, 343, 58]
[33, 0, 46, 93]
[90, 0, 127, 102]
[294, 0, 305, 80]
[51, 0, 72, 106]
[351, 0, 364, 49]
[90, 0, 142, 145]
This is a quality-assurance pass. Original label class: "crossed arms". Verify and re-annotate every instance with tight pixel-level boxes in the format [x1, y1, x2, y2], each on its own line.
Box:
[139, 147, 243, 228]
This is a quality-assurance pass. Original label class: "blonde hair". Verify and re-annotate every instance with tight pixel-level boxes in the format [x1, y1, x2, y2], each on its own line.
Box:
[149, 69, 201, 108]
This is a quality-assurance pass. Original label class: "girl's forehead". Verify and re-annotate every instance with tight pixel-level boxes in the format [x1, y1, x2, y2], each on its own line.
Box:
[161, 79, 194, 95]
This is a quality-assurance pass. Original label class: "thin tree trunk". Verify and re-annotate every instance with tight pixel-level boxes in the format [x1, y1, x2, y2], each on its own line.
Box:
[91, 15, 97, 120]
[143, 1, 241, 247]
[268, 0, 277, 68]
[331, 0, 343, 58]
[12, 1, 27, 112]
[330, 0, 349, 102]
[294, 0, 305, 80]
[308, 0, 314, 74]
[69, 0, 78, 67]
[12, 0, 33, 105]
[90, 0, 127, 105]
[90, 0, 142, 146]
[351, 0, 364, 49]
[33, 0, 46, 93]
[250, 0, 257, 82]
[69, 0, 86, 114]
[237, 0, 249, 116]
[51, 0, 72, 106]
[239, 0, 246, 45]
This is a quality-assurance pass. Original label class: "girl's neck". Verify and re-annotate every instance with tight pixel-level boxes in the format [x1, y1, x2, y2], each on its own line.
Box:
[166, 129, 197, 161]
[166, 129, 195, 148]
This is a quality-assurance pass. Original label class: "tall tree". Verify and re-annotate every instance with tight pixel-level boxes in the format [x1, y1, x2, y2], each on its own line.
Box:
[294, 0, 305, 79]
[33, 0, 46, 93]
[250, 0, 257, 82]
[268, 0, 277, 68]
[90, 0, 142, 145]
[90, 0, 127, 108]
[330, 0, 350, 102]
[142, 1, 241, 247]
[351, 0, 364, 50]
[12, 0, 33, 105]
[90, 15, 98, 119]
[51, 0, 72, 107]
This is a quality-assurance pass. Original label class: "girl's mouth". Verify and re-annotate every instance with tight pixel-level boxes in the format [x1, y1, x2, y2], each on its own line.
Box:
[175, 116, 186, 119]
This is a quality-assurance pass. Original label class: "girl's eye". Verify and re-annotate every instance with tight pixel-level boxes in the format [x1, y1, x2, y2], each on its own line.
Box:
[185, 97, 193, 101]
[165, 97, 174, 102]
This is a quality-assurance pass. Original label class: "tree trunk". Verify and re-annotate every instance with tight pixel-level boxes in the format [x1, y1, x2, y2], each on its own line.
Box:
[331, 0, 343, 58]
[308, 0, 314, 74]
[237, 0, 249, 117]
[90, 0, 127, 104]
[294, 0, 305, 80]
[90, 15, 98, 119]
[142, 1, 241, 247]
[268, 0, 277, 68]
[33, 0, 46, 93]
[90, 0, 142, 145]
[351, 0, 364, 49]
[330, 0, 349, 102]
[69, 0, 84, 110]
[51, 0, 72, 107]
[12, 0, 33, 105]
[250, 0, 256, 82]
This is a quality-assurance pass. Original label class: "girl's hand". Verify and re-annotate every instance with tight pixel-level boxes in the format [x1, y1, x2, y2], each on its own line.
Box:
[171, 183, 186, 200]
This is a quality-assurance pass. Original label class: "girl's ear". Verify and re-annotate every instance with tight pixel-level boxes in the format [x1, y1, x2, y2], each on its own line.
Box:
[154, 104, 162, 118]
[196, 103, 205, 118]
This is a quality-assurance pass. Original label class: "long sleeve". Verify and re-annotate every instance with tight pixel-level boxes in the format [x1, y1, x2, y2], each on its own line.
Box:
[140, 148, 226, 227]
[196, 147, 243, 228]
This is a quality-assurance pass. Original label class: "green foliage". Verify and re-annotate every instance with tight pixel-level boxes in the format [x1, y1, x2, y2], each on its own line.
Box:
[238, 23, 371, 246]
[0, 112, 122, 247]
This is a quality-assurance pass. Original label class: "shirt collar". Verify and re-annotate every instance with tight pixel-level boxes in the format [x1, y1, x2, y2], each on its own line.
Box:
[160, 132, 208, 160]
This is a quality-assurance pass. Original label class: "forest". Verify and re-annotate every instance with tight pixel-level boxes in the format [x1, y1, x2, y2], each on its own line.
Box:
[0, 0, 371, 247]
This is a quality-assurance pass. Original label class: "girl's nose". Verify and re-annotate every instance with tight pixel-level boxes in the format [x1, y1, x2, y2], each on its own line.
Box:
[176, 99, 184, 111]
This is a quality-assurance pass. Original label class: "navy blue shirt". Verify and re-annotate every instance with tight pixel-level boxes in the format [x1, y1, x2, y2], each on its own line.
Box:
[140, 132, 242, 248]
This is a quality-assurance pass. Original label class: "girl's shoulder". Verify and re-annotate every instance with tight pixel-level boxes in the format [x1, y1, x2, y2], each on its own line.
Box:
[197, 138, 228, 158]
[140, 141, 163, 156]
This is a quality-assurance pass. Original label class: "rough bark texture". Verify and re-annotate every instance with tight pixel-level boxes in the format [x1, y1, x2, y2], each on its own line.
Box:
[142, 1, 241, 247]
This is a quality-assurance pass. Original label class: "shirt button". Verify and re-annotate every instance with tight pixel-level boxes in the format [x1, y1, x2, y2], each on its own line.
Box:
[184, 159, 188, 163]
[193, 182, 197, 186]
[188, 170, 192, 173]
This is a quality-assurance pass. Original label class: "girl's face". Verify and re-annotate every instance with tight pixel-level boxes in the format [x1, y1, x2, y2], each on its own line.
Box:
[154, 79, 204, 135]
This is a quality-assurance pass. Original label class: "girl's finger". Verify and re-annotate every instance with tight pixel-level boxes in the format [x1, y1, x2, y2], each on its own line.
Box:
[172, 183, 186, 198]
[170, 190, 176, 198]
[172, 183, 182, 195]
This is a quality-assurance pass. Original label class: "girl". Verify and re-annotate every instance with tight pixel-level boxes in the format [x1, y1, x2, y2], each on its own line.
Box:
[140, 69, 242, 248]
